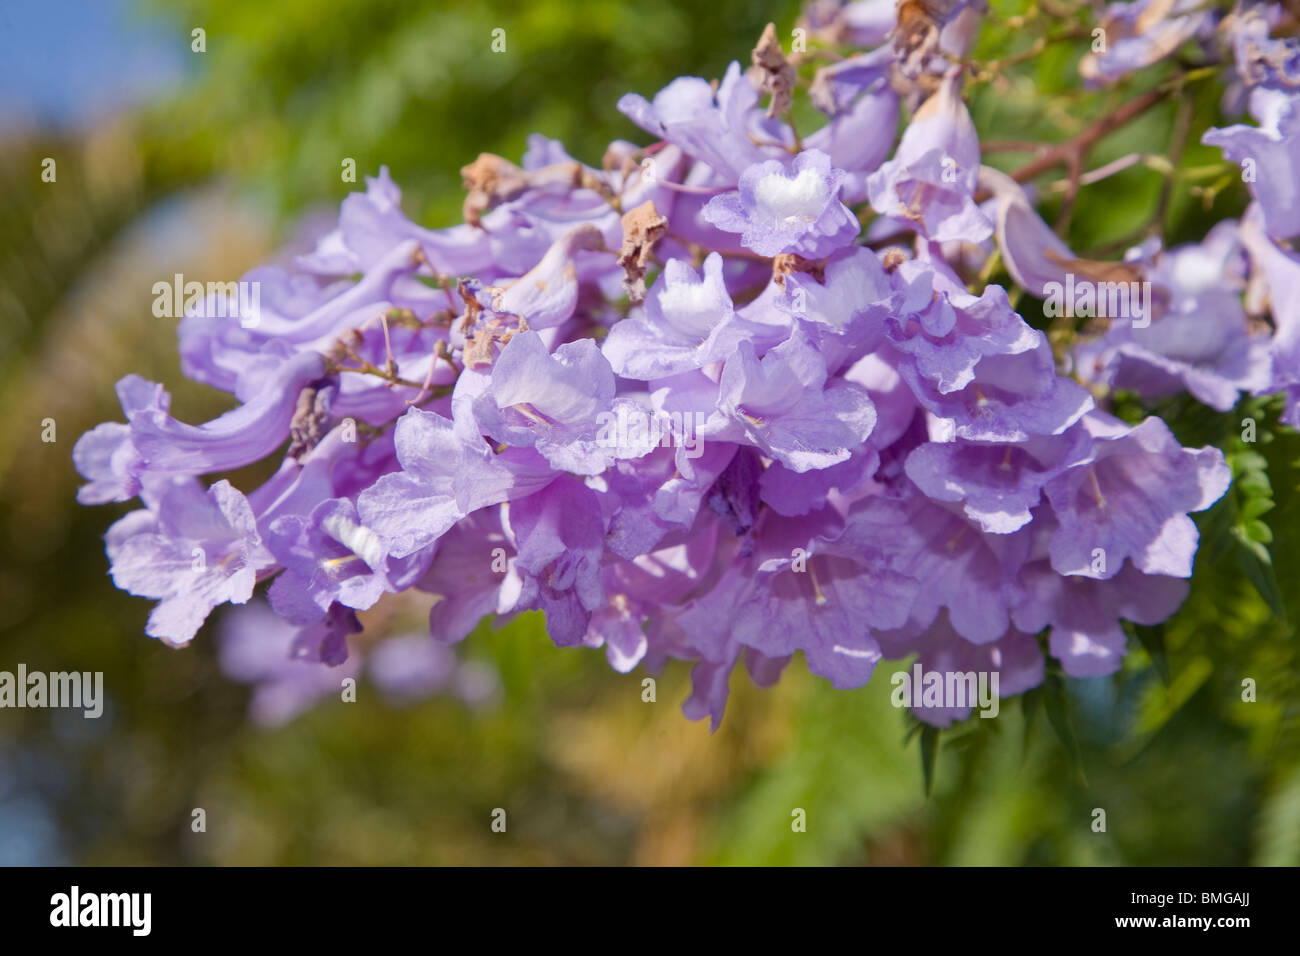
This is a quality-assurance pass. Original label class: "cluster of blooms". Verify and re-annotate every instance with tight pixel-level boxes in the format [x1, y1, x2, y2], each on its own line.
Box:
[74, 0, 1300, 728]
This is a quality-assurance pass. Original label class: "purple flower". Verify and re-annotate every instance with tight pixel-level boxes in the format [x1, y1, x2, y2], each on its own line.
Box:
[356, 405, 553, 559]
[603, 442, 736, 558]
[809, 44, 895, 116]
[778, 247, 892, 369]
[904, 427, 1092, 534]
[1241, 203, 1300, 425]
[74, 351, 329, 504]
[731, 506, 922, 688]
[298, 166, 493, 276]
[1073, 222, 1271, 411]
[218, 601, 362, 726]
[803, 83, 900, 202]
[1043, 413, 1230, 580]
[878, 615, 1045, 727]
[368, 633, 498, 707]
[680, 638, 788, 733]
[265, 497, 394, 625]
[1079, 0, 1216, 84]
[702, 149, 859, 258]
[979, 166, 1081, 299]
[705, 325, 878, 472]
[218, 600, 494, 725]
[499, 476, 605, 646]
[806, 45, 900, 200]
[884, 270, 1093, 442]
[1204, 87, 1300, 242]
[866, 70, 992, 244]
[469, 330, 650, 474]
[602, 253, 745, 379]
[759, 447, 878, 517]
[617, 61, 781, 182]
[1014, 552, 1188, 678]
[490, 225, 609, 330]
[1227, 8, 1300, 93]
[182, 238, 436, 401]
[416, 508, 515, 645]
[107, 478, 276, 645]
[585, 596, 650, 673]
[874, 494, 1031, 645]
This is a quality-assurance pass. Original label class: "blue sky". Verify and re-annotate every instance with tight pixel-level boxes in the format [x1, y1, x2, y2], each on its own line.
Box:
[0, 0, 190, 130]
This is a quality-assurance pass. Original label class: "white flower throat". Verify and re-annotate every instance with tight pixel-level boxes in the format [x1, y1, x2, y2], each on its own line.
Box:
[753, 167, 828, 225]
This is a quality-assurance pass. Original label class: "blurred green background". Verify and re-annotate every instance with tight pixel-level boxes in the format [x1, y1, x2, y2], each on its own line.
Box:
[1, 0, 1298, 865]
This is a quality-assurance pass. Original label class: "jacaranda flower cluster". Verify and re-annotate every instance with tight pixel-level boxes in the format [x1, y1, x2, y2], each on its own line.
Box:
[75, 0, 1300, 728]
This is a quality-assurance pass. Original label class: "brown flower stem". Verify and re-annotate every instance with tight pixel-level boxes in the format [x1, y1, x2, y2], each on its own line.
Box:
[1004, 87, 1170, 185]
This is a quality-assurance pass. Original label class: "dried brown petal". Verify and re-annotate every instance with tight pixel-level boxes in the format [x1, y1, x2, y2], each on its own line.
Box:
[749, 22, 796, 119]
[618, 200, 668, 303]
[288, 386, 331, 461]
[773, 253, 826, 288]
[463, 330, 497, 370]
[460, 153, 529, 226]
[881, 248, 909, 272]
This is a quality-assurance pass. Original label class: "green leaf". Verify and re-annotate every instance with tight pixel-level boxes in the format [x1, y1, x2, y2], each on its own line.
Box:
[920, 725, 939, 798]
[1201, 495, 1235, 561]
[1233, 529, 1287, 621]
[1020, 687, 1041, 758]
[1217, 430, 1287, 619]
[1254, 765, 1300, 865]
[1043, 673, 1086, 784]
[1131, 622, 1171, 685]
